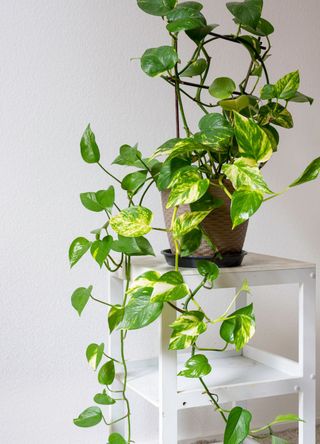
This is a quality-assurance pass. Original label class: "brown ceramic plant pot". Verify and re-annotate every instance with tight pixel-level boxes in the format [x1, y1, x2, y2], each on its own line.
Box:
[161, 180, 248, 266]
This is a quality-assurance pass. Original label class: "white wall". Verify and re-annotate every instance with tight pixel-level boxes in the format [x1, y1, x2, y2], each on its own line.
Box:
[0, 1, 319, 443]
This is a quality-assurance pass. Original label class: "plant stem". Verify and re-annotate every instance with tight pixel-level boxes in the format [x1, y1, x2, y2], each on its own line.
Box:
[139, 179, 155, 205]
[98, 162, 122, 184]
[120, 255, 132, 443]
[199, 377, 227, 422]
[172, 38, 191, 137]
[90, 295, 112, 307]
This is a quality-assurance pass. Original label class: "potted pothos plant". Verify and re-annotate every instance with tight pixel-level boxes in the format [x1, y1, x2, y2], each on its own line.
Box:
[69, 1, 319, 443]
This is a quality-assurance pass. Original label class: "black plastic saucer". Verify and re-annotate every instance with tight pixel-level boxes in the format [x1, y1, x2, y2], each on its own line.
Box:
[161, 249, 247, 269]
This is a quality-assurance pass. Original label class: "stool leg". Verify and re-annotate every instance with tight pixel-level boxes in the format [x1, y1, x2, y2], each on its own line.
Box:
[109, 275, 126, 437]
[298, 272, 316, 444]
[159, 302, 177, 444]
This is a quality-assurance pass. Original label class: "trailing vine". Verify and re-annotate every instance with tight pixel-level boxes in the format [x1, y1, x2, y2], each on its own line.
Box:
[69, 1, 319, 443]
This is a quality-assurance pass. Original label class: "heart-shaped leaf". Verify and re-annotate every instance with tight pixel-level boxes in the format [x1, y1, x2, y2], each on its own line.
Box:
[80, 187, 115, 213]
[222, 158, 272, 193]
[112, 144, 143, 167]
[71, 286, 92, 316]
[233, 112, 273, 162]
[121, 170, 148, 194]
[90, 236, 113, 267]
[226, 0, 262, 28]
[73, 406, 102, 428]
[110, 206, 153, 237]
[173, 210, 211, 238]
[220, 303, 255, 351]
[108, 305, 124, 333]
[197, 260, 220, 282]
[231, 187, 263, 228]
[169, 311, 207, 350]
[150, 271, 190, 303]
[137, 0, 177, 16]
[111, 235, 155, 256]
[290, 157, 320, 187]
[274, 70, 300, 100]
[180, 228, 202, 257]
[80, 125, 100, 164]
[98, 360, 115, 386]
[209, 77, 236, 100]
[178, 354, 212, 378]
[223, 406, 252, 444]
[259, 103, 293, 129]
[141, 46, 179, 77]
[119, 287, 163, 330]
[108, 433, 127, 444]
[167, 167, 210, 208]
[86, 343, 104, 370]
[157, 157, 190, 191]
[69, 237, 91, 268]
[94, 390, 115, 405]
[181, 59, 207, 77]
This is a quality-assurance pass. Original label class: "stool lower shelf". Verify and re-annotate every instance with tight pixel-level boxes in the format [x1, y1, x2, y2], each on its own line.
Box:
[117, 347, 301, 410]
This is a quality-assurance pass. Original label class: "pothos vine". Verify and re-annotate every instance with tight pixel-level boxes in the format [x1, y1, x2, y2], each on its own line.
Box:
[69, 1, 320, 443]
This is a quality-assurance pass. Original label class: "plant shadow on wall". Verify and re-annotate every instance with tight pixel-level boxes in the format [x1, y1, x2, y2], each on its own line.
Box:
[69, 1, 320, 443]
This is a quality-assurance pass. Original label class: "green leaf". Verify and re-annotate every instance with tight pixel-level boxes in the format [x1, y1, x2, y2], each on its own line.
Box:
[121, 170, 148, 194]
[175, 1, 203, 10]
[288, 91, 314, 105]
[272, 437, 289, 444]
[173, 210, 211, 238]
[110, 206, 153, 237]
[150, 271, 190, 303]
[73, 406, 102, 428]
[108, 305, 124, 333]
[157, 157, 190, 191]
[181, 59, 207, 77]
[141, 46, 179, 77]
[94, 390, 115, 405]
[222, 158, 272, 193]
[152, 137, 206, 160]
[180, 228, 202, 257]
[80, 186, 115, 213]
[199, 113, 233, 136]
[236, 17, 274, 36]
[226, 0, 263, 28]
[111, 235, 155, 256]
[90, 236, 113, 267]
[290, 157, 320, 187]
[259, 103, 293, 128]
[209, 77, 236, 100]
[112, 144, 143, 167]
[86, 343, 104, 371]
[270, 414, 302, 425]
[231, 187, 263, 228]
[98, 360, 115, 386]
[108, 433, 127, 444]
[169, 311, 207, 350]
[166, 3, 205, 33]
[197, 260, 220, 282]
[190, 191, 223, 212]
[80, 124, 100, 164]
[260, 83, 276, 100]
[120, 287, 163, 330]
[262, 124, 279, 151]
[127, 270, 161, 295]
[69, 237, 91, 268]
[137, 0, 177, 16]
[71, 286, 92, 316]
[275, 70, 300, 100]
[219, 95, 251, 113]
[178, 354, 212, 378]
[233, 112, 273, 162]
[166, 166, 209, 208]
[186, 23, 218, 43]
[223, 406, 252, 444]
[220, 303, 255, 351]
